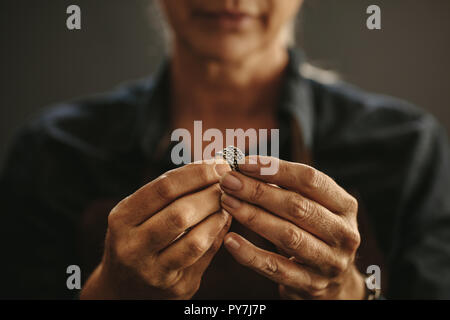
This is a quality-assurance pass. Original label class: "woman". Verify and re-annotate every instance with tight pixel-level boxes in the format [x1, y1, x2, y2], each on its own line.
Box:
[1, 0, 449, 299]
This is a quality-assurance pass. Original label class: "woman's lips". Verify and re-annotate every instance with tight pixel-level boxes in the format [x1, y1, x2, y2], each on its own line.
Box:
[193, 10, 258, 30]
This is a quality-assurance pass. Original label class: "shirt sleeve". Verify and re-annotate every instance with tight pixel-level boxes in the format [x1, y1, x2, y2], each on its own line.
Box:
[312, 80, 450, 299]
[0, 124, 81, 299]
[386, 115, 450, 299]
[0, 83, 150, 299]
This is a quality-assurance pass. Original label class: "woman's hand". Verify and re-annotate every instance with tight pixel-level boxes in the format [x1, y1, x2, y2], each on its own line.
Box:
[220, 156, 365, 300]
[80, 161, 232, 299]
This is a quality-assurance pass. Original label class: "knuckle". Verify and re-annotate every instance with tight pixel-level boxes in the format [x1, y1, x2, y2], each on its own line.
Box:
[244, 206, 259, 227]
[155, 270, 183, 290]
[114, 241, 135, 264]
[169, 282, 191, 298]
[155, 175, 176, 201]
[303, 166, 322, 191]
[327, 257, 348, 277]
[339, 222, 361, 251]
[306, 275, 329, 296]
[211, 183, 222, 195]
[307, 284, 328, 298]
[107, 208, 121, 231]
[172, 279, 201, 298]
[261, 255, 279, 275]
[344, 229, 361, 251]
[107, 197, 130, 229]
[244, 254, 258, 268]
[146, 274, 161, 289]
[281, 163, 297, 185]
[190, 163, 213, 182]
[281, 227, 303, 251]
[345, 196, 359, 215]
[169, 275, 200, 298]
[166, 208, 191, 232]
[289, 195, 313, 223]
[186, 238, 209, 258]
[249, 181, 265, 202]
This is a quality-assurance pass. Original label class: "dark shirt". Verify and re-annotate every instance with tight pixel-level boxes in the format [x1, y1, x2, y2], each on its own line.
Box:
[1, 49, 449, 299]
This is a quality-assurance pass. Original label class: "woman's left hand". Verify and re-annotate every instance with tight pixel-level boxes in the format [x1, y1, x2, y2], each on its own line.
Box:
[219, 156, 366, 300]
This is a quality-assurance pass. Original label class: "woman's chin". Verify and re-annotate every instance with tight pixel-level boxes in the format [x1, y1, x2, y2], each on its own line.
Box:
[189, 37, 264, 62]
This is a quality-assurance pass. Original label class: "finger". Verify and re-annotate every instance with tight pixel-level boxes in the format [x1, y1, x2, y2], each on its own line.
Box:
[139, 183, 223, 252]
[157, 210, 231, 271]
[220, 171, 345, 246]
[185, 213, 232, 276]
[221, 194, 347, 276]
[170, 215, 231, 299]
[279, 285, 317, 300]
[111, 160, 231, 226]
[238, 156, 358, 216]
[224, 232, 329, 292]
[161, 214, 230, 301]
[279, 285, 303, 300]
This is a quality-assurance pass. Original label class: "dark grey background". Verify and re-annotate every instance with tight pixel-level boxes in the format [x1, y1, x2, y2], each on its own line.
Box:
[1, 0, 449, 169]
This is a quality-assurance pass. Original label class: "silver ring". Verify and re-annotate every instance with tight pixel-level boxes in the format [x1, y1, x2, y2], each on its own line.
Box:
[216, 146, 245, 171]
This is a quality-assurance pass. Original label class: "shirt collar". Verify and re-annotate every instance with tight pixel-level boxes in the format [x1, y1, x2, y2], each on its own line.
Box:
[280, 48, 315, 150]
[138, 48, 315, 159]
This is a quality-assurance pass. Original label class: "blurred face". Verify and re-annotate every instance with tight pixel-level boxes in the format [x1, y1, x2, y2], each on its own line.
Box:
[159, 0, 303, 61]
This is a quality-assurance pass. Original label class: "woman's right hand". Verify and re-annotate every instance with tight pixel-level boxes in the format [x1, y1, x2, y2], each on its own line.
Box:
[80, 160, 232, 299]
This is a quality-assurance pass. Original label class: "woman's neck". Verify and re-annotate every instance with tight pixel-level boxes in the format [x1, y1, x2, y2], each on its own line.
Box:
[169, 40, 289, 130]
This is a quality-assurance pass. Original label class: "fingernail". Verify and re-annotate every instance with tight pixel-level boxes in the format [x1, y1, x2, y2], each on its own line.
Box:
[221, 193, 241, 209]
[215, 163, 231, 177]
[220, 173, 242, 191]
[225, 236, 240, 250]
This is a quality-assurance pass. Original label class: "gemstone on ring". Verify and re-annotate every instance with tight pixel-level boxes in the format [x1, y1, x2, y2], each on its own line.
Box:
[216, 146, 245, 171]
